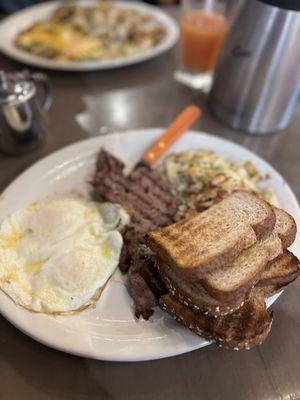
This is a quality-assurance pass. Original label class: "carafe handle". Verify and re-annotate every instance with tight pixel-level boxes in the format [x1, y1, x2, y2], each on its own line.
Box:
[30, 72, 52, 112]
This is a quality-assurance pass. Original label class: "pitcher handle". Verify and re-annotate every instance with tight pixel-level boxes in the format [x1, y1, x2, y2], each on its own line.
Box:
[30, 72, 52, 112]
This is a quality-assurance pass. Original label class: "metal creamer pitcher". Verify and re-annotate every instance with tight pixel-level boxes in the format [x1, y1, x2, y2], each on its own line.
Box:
[0, 70, 52, 155]
[208, 0, 300, 134]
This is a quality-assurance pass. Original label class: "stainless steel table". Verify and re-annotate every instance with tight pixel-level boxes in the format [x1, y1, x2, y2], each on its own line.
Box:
[1, 19, 300, 400]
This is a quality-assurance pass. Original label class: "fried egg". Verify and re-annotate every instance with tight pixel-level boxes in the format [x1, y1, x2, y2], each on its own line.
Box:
[0, 199, 129, 314]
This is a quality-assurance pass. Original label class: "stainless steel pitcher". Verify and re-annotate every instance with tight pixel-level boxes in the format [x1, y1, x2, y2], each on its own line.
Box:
[0, 70, 52, 155]
[208, 0, 300, 134]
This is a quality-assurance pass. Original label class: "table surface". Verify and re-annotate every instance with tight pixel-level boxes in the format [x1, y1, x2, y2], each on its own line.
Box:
[1, 8, 300, 400]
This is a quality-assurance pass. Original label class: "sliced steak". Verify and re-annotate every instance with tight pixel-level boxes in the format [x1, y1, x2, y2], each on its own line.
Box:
[92, 150, 178, 319]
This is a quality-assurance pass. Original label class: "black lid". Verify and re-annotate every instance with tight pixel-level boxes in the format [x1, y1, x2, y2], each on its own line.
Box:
[258, 0, 300, 11]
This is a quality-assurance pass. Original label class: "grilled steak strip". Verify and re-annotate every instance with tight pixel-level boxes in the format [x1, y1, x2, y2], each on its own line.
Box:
[92, 150, 178, 319]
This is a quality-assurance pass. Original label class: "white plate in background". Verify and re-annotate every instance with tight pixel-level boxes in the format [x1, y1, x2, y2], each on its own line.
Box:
[0, 129, 299, 361]
[0, 1, 179, 71]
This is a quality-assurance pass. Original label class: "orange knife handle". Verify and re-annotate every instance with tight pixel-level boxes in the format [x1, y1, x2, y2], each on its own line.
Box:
[142, 105, 201, 165]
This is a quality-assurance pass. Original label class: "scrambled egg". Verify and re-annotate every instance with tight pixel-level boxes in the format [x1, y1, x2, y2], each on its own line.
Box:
[162, 150, 274, 220]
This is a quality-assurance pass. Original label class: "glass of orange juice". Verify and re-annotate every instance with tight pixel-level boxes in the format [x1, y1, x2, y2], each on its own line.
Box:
[175, 0, 228, 91]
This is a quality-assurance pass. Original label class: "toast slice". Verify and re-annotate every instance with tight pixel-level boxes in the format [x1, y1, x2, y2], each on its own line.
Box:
[158, 249, 299, 317]
[257, 250, 300, 292]
[157, 261, 246, 317]
[272, 207, 297, 249]
[145, 191, 276, 281]
[160, 291, 273, 350]
[201, 208, 296, 303]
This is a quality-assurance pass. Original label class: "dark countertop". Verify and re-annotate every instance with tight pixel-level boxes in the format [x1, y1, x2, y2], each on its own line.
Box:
[0, 18, 300, 400]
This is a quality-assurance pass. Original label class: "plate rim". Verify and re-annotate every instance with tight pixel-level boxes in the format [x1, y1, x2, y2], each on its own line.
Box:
[0, 0, 179, 71]
[0, 129, 299, 362]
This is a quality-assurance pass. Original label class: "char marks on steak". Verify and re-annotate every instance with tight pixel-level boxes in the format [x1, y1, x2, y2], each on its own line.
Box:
[92, 150, 178, 319]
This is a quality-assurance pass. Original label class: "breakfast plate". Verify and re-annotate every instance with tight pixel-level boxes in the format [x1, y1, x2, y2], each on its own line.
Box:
[0, 129, 299, 361]
[0, 0, 178, 71]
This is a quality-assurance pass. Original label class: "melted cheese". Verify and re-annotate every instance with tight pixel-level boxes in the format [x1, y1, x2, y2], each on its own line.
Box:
[17, 23, 100, 60]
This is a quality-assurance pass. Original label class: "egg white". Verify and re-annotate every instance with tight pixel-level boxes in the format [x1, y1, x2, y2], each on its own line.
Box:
[0, 199, 127, 314]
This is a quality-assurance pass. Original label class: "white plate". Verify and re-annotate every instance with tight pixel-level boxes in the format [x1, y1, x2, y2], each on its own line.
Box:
[0, 130, 299, 361]
[0, 0, 178, 71]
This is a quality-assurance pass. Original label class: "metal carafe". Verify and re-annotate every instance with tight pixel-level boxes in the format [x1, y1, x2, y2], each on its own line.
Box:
[208, 0, 300, 134]
[0, 70, 52, 155]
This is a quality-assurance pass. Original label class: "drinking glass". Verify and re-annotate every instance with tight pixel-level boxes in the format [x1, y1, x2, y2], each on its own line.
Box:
[174, 0, 228, 91]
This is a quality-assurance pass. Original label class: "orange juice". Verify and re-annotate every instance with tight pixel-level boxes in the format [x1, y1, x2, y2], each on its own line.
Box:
[181, 10, 228, 72]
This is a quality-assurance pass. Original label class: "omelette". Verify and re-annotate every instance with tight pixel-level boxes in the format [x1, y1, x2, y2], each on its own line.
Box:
[15, 22, 102, 61]
[0, 198, 129, 314]
[14, 2, 166, 62]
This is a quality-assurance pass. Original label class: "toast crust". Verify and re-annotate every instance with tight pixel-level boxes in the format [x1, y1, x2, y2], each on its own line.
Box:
[272, 207, 297, 249]
[257, 250, 300, 288]
[160, 292, 273, 350]
[157, 261, 246, 317]
[158, 250, 300, 317]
